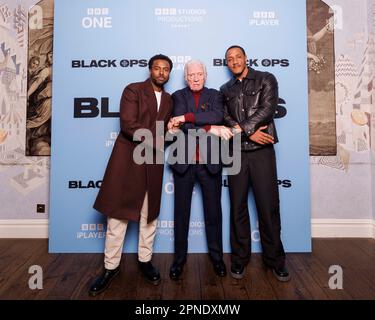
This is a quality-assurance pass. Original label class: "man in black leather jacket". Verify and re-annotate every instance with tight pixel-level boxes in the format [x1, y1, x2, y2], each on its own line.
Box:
[220, 45, 290, 282]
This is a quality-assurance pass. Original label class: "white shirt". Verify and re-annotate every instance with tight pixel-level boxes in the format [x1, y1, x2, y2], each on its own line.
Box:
[154, 91, 162, 111]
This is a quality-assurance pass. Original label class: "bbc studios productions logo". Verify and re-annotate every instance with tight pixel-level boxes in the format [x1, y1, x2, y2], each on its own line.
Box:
[156, 219, 205, 237]
[154, 7, 207, 29]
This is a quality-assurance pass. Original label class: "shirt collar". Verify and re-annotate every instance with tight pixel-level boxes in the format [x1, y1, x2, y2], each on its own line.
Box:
[228, 67, 256, 87]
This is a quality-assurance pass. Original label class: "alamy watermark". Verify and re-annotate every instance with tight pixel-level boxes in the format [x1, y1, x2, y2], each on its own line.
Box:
[132, 121, 241, 175]
[328, 265, 343, 290]
[28, 265, 43, 290]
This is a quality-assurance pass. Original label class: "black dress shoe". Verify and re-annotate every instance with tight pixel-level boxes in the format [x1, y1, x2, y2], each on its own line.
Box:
[230, 263, 245, 279]
[169, 262, 184, 280]
[88, 266, 120, 296]
[213, 260, 227, 277]
[272, 266, 291, 282]
[138, 261, 161, 285]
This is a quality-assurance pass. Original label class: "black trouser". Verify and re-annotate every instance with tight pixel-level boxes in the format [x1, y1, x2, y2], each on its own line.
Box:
[228, 145, 285, 269]
[173, 164, 223, 264]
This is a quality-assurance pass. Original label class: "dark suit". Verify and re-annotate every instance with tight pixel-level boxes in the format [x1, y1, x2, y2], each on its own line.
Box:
[170, 87, 224, 264]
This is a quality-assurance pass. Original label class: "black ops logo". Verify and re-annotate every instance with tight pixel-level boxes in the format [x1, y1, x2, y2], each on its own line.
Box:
[275, 98, 287, 119]
[213, 58, 290, 68]
[73, 97, 287, 119]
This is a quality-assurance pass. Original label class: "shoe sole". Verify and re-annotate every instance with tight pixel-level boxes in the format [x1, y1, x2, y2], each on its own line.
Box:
[169, 274, 181, 281]
[145, 277, 161, 286]
[230, 270, 245, 280]
[88, 269, 120, 297]
[272, 269, 291, 282]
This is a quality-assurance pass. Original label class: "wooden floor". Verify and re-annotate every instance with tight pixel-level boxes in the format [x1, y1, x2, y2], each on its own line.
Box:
[0, 238, 374, 300]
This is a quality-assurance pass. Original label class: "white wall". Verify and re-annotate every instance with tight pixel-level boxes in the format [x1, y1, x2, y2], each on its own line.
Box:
[311, 0, 374, 223]
[369, 0, 375, 227]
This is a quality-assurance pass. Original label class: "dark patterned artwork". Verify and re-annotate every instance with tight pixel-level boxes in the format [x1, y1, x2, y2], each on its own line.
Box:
[307, 0, 337, 155]
[26, 0, 53, 156]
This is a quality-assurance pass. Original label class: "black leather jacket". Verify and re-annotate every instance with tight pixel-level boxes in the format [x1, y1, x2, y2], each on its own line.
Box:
[220, 67, 279, 151]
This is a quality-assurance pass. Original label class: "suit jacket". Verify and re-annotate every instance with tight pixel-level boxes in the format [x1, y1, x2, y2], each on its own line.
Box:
[169, 86, 224, 174]
[94, 79, 173, 222]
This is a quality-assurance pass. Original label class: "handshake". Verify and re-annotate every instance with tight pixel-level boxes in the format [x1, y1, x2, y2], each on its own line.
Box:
[167, 115, 236, 140]
[167, 115, 185, 133]
[166, 117, 274, 144]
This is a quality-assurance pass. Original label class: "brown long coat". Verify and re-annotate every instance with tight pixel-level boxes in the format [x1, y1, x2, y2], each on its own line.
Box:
[94, 79, 173, 223]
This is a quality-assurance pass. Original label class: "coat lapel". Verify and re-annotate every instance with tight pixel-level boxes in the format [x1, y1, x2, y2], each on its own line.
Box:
[183, 88, 196, 113]
[143, 79, 158, 121]
[197, 87, 209, 113]
[184, 86, 209, 113]
[143, 78, 171, 121]
[157, 91, 171, 121]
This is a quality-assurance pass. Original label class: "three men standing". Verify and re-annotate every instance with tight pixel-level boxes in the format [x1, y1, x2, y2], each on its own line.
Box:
[89, 47, 289, 296]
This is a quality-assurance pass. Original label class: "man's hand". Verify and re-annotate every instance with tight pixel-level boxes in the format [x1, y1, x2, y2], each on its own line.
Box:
[167, 118, 181, 134]
[170, 115, 185, 127]
[231, 124, 243, 135]
[167, 126, 181, 134]
[167, 119, 175, 131]
[209, 125, 234, 140]
[167, 116, 185, 131]
[249, 126, 274, 145]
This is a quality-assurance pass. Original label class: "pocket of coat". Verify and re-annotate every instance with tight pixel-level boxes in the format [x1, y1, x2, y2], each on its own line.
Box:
[225, 95, 237, 102]
[244, 87, 262, 96]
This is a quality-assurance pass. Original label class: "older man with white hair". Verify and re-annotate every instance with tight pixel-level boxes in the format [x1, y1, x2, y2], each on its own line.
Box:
[167, 60, 233, 280]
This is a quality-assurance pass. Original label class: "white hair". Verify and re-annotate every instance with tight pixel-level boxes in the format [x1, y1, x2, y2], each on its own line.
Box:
[184, 59, 207, 82]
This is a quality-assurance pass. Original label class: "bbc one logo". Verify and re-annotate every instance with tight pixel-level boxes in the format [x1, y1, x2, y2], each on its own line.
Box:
[82, 8, 112, 29]
[249, 11, 279, 27]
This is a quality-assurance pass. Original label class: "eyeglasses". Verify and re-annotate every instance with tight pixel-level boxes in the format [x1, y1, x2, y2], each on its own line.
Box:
[187, 72, 205, 80]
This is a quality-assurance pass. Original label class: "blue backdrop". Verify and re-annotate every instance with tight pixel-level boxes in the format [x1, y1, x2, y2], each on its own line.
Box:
[50, 0, 311, 253]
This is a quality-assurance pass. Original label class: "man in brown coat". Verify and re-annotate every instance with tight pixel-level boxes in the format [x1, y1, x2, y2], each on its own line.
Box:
[89, 54, 173, 296]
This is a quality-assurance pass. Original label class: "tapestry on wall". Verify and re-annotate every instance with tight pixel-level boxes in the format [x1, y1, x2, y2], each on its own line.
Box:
[307, 0, 337, 156]
[26, 0, 53, 156]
